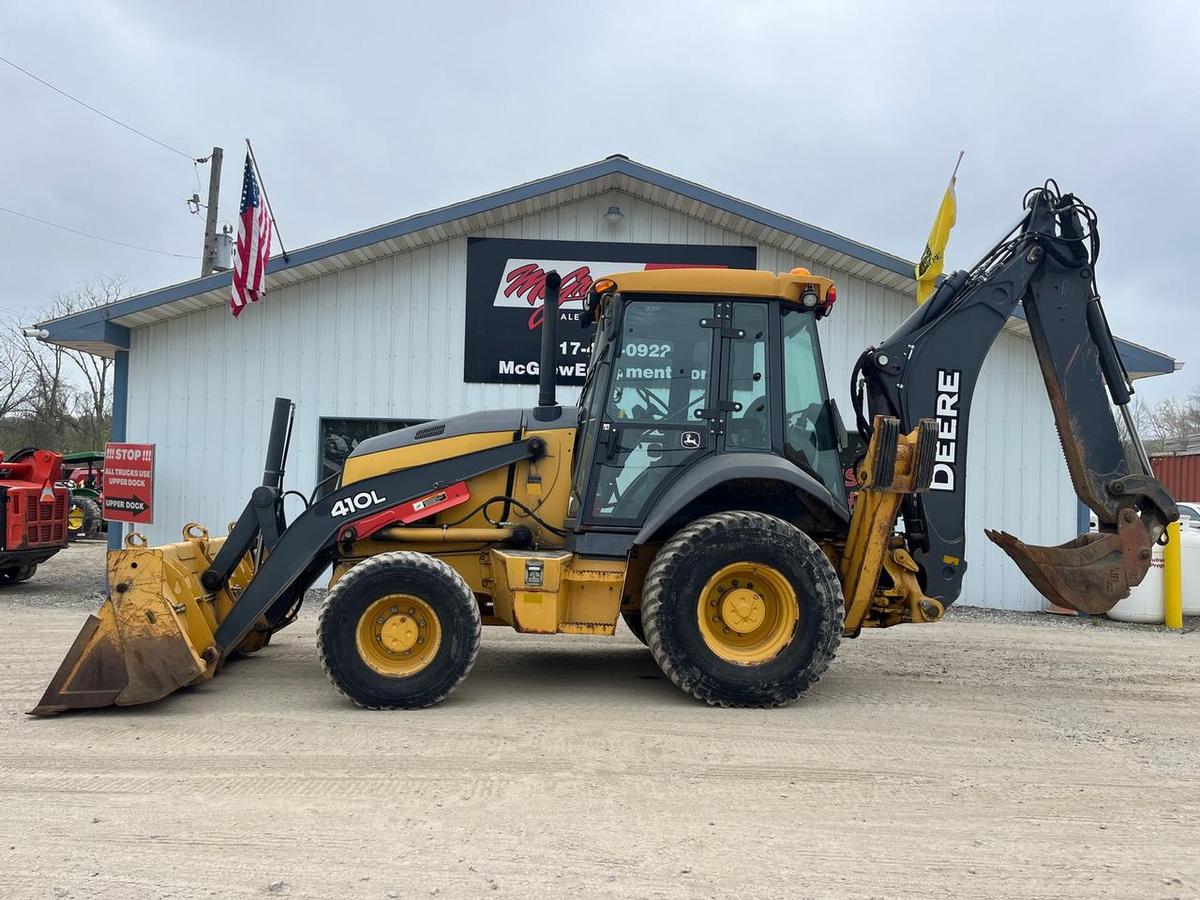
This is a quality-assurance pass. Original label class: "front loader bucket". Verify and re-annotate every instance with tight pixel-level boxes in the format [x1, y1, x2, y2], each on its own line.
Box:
[986, 512, 1153, 615]
[29, 527, 258, 716]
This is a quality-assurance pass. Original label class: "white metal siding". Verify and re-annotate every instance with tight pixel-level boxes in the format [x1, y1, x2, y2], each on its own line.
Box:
[125, 189, 1072, 611]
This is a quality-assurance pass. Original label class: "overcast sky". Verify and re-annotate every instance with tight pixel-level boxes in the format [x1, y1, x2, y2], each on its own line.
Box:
[2, 1, 1197, 403]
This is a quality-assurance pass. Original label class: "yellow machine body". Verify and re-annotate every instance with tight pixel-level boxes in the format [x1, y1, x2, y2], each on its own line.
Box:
[29, 266, 942, 716]
[334, 423, 629, 636]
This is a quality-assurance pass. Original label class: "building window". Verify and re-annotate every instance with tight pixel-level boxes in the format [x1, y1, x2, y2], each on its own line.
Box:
[318, 417, 427, 481]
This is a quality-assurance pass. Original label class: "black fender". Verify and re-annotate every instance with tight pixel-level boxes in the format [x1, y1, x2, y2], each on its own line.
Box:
[634, 453, 849, 545]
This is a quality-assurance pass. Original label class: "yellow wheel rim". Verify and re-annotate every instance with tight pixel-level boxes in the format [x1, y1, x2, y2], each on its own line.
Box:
[696, 562, 799, 665]
[355, 594, 441, 677]
[68, 506, 85, 531]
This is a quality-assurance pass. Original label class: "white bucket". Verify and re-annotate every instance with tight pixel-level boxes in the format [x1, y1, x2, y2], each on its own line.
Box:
[1108, 516, 1200, 623]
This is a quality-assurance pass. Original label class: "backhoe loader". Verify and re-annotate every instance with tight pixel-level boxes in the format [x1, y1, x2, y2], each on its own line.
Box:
[31, 181, 1177, 714]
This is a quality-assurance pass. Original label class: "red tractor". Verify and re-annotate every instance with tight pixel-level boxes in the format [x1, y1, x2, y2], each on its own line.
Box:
[0, 449, 70, 583]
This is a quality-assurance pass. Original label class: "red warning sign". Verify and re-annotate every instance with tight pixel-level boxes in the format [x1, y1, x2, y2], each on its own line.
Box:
[103, 442, 155, 524]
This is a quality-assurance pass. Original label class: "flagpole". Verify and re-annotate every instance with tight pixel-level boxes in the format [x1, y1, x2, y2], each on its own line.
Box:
[950, 150, 965, 183]
[244, 138, 290, 262]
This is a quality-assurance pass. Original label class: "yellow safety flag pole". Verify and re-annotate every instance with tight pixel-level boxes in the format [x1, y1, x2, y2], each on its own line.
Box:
[915, 151, 964, 305]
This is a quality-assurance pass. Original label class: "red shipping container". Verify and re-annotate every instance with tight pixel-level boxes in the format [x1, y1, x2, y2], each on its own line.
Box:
[1150, 452, 1200, 504]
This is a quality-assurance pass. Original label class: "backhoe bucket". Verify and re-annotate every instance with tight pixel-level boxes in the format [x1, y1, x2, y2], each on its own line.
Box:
[985, 512, 1153, 615]
[29, 527, 259, 716]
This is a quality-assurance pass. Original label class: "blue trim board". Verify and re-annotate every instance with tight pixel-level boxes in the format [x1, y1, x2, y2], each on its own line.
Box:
[35, 156, 1175, 376]
[106, 350, 129, 553]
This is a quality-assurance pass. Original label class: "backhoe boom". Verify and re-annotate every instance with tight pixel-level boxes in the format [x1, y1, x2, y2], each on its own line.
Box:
[854, 183, 1175, 611]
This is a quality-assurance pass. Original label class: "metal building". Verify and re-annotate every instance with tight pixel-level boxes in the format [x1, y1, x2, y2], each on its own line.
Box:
[37, 156, 1178, 611]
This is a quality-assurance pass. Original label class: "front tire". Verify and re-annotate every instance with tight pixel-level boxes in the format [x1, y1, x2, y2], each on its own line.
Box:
[642, 511, 843, 708]
[67, 496, 102, 541]
[317, 551, 481, 709]
[0, 564, 36, 584]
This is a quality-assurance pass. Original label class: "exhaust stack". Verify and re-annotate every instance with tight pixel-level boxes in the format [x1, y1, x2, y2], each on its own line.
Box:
[535, 271, 561, 419]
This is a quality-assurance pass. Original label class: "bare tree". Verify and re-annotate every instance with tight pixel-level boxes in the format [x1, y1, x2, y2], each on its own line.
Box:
[18, 315, 74, 449]
[2, 273, 127, 451]
[40, 275, 126, 448]
[0, 321, 33, 419]
[1120, 390, 1200, 458]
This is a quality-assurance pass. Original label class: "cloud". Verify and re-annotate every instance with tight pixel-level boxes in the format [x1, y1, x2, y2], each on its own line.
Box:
[1, 0, 1196, 400]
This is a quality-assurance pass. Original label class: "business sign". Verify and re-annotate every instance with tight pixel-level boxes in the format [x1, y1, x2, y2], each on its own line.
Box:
[464, 238, 757, 384]
[102, 442, 155, 524]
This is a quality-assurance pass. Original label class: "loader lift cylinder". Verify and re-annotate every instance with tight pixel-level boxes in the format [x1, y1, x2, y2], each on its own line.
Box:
[262, 397, 295, 489]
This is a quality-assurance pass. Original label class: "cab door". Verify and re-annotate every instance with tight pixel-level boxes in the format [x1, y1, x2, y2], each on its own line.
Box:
[582, 298, 718, 527]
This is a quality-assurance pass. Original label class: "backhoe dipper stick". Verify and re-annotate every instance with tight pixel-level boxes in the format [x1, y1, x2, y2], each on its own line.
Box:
[856, 187, 1175, 612]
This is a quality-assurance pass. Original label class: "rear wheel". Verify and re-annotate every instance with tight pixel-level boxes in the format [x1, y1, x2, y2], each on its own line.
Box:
[67, 496, 102, 540]
[642, 511, 843, 707]
[0, 564, 37, 584]
[317, 551, 481, 709]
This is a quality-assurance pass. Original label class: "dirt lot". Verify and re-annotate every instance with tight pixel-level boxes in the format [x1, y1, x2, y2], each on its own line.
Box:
[0, 542, 1197, 899]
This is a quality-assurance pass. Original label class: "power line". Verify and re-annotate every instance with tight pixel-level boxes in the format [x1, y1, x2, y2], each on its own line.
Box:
[0, 54, 199, 162]
[0, 205, 200, 259]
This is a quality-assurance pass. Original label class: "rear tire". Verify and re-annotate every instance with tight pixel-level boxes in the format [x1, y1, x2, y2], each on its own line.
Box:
[642, 511, 843, 708]
[621, 611, 648, 646]
[67, 496, 102, 540]
[317, 551, 481, 709]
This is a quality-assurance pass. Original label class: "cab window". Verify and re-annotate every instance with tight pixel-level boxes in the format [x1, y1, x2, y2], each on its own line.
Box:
[726, 303, 770, 450]
[605, 302, 711, 424]
[587, 299, 715, 523]
[782, 308, 844, 500]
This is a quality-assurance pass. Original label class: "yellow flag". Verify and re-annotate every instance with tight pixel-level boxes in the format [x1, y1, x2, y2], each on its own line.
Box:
[915, 154, 962, 305]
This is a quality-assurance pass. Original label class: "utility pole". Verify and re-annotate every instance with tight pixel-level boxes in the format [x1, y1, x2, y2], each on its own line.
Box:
[199, 146, 224, 277]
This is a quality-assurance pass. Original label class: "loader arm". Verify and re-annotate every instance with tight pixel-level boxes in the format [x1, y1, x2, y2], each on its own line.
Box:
[853, 183, 1176, 612]
[30, 418, 546, 715]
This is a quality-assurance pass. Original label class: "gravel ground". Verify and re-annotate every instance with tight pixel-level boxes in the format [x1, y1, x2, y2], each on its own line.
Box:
[0, 539, 107, 609]
[1, 540, 1197, 898]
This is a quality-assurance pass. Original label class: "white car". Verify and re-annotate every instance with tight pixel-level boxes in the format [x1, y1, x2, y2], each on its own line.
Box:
[1088, 502, 1200, 531]
[1177, 501, 1200, 527]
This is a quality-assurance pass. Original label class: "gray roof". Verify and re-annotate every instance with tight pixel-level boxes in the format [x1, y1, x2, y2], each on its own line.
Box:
[35, 154, 1176, 377]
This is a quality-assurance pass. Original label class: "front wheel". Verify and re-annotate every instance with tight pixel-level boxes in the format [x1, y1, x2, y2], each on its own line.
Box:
[642, 511, 844, 707]
[317, 551, 481, 709]
[67, 496, 102, 540]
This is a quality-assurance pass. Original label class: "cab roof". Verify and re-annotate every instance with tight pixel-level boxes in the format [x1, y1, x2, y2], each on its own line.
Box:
[599, 268, 835, 304]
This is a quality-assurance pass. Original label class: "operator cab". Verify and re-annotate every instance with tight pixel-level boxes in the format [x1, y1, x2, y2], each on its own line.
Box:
[569, 268, 846, 535]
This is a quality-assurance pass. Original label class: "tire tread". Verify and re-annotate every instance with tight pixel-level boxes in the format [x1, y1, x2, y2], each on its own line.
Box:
[641, 511, 843, 708]
[317, 551, 481, 710]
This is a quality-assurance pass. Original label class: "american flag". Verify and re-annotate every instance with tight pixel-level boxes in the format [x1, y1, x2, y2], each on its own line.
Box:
[230, 152, 273, 317]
